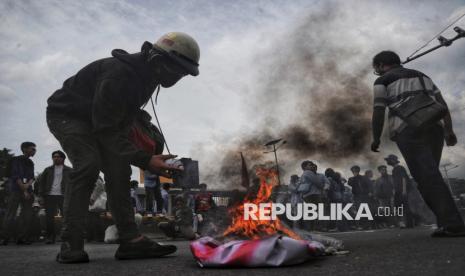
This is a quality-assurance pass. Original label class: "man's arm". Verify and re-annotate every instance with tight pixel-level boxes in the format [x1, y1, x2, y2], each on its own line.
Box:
[371, 82, 388, 152]
[435, 93, 457, 146]
[371, 106, 386, 152]
[11, 158, 27, 192]
[92, 79, 179, 176]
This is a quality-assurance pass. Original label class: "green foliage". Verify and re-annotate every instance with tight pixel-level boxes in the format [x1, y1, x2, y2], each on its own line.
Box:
[0, 148, 14, 179]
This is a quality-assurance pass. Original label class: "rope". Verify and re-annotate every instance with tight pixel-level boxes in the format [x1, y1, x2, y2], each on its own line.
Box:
[150, 85, 171, 155]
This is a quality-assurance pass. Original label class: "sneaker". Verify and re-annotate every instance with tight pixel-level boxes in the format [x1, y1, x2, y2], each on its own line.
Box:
[115, 236, 177, 260]
[431, 226, 465, 238]
[56, 241, 89, 264]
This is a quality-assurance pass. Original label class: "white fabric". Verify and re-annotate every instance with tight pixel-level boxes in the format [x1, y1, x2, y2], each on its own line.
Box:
[49, 165, 63, 195]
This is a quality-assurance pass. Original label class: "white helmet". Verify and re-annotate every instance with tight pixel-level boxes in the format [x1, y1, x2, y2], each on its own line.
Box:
[154, 32, 200, 76]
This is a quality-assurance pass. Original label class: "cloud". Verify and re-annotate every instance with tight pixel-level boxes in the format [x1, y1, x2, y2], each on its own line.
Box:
[0, 84, 16, 102]
[1, 0, 465, 184]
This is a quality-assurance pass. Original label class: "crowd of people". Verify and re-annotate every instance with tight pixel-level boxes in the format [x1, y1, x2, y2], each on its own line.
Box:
[0, 142, 220, 245]
[277, 155, 437, 232]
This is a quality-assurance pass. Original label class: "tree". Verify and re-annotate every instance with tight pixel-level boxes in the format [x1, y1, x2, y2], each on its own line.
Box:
[0, 148, 14, 179]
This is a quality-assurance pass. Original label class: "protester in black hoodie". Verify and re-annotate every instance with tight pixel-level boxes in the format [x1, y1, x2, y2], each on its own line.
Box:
[46, 32, 200, 263]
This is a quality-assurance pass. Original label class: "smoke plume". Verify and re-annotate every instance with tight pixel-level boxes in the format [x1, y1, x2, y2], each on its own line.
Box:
[199, 7, 380, 188]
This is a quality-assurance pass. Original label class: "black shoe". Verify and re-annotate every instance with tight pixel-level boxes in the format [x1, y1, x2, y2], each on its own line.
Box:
[115, 236, 177, 260]
[56, 241, 89, 264]
[431, 226, 465, 238]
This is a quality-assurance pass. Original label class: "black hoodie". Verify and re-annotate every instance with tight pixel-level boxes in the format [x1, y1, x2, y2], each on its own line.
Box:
[47, 43, 159, 169]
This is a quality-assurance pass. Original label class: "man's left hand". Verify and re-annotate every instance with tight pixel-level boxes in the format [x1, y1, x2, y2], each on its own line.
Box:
[445, 131, 458, 146]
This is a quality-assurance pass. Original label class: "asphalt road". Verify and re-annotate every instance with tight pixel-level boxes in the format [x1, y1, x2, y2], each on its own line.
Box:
[0, 226, 464, 276]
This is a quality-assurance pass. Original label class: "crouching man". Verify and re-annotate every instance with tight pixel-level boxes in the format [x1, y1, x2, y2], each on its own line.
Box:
[158, 196, 197, 240]
[46, 32, 200, 263]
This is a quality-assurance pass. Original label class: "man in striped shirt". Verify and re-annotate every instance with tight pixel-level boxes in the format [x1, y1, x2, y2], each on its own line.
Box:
[370, 51, 465, 237]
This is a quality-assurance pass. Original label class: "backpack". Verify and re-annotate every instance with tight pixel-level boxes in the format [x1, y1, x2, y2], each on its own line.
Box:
[128, 110, 165, 155]
[390, 76, 447, 129]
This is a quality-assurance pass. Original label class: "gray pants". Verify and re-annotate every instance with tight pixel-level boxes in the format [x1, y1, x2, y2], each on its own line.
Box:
[47, 115, 139, 244]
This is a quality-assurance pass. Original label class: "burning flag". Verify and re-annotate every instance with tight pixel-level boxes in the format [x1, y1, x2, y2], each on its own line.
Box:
[190, 235, 325, 267]
[224, 167, 299, 239]
[190, 167, 326, 267]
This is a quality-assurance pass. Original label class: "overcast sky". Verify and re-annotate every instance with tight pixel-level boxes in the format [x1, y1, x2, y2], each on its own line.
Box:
[1, 0, 465, 187]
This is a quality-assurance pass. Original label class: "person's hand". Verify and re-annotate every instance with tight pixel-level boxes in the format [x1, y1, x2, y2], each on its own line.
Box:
[445, 131, 457, 146]
[89, 198, 95, 206]
[371, 139, 380, 152]
[147, 154, 183, 177]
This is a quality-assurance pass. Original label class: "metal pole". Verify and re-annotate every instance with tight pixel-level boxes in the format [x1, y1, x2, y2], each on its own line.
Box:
[273, 144, 281, 186]
[402, 26, 465, 64]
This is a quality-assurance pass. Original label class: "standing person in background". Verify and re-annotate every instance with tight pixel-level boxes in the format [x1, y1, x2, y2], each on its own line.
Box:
[375, 165, 395, 228]
[385, 155, 414, 228]
[364, 170, 378, 229]
[288, 175, 301, 216]
[1, 142, 36, 245]
[348, 166, 371, 230]
[87, 177, 106, 242]
[194, 183, 215, 235]
[299, 161, 327, 231]
[144, 171, 163, 215]
[325, 169, 346, 231]
[371, 50, 465, 237]
[36, 150, 71, 244]
[161, 183, 171, 214]
[129, 180, 143, 214]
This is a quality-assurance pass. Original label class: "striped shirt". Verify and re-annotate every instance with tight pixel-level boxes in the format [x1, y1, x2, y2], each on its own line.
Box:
[373, 65, 442, 139]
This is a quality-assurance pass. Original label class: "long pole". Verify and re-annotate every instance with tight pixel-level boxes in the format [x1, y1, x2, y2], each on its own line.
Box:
[273, 144, 281, 186]
[403, 26, 465, 64]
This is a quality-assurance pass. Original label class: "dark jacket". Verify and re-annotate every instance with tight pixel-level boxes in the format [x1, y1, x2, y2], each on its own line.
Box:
[46, 43, 158, 169]
[9, 155, 34, 193]
[375, 175, 394, 199]
[392, 165, 412, 196]
[348, 175, 370, 198]
[36, 165, 72, 197]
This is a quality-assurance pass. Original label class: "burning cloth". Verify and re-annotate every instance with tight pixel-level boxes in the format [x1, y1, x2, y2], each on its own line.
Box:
[190, 235, 325, 267]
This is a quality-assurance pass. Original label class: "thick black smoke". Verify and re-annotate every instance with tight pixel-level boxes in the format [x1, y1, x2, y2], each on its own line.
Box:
[201, 8, 379, 188]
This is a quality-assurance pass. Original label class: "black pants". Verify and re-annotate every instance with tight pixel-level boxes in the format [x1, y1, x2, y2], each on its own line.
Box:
[86, 212, 104, 242]
[47, 115, 139, 244]
[395, 125, 464, 228]
[44, 195, 64, 239]
[145, 186, 163, 213]
[394, 194, 414, 227]
[2, 192, 33, 240]
[302, 194, 322, 231]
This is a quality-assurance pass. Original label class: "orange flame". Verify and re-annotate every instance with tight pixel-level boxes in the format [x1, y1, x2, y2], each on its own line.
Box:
[223, 167, 301, 240]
